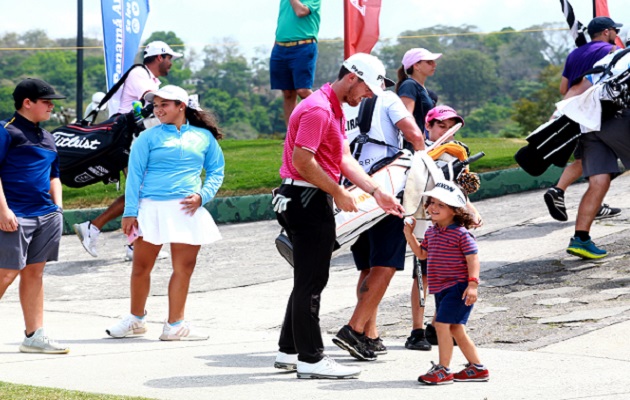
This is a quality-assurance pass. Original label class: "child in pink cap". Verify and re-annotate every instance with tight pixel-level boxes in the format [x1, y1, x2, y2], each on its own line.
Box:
[424, 105, 465, 143]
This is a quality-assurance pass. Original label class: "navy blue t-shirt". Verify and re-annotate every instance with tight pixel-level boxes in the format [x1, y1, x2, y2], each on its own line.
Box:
[397, 78, 434, 127]
[0, 112, 60, 217]
[562, 41, 614, 88]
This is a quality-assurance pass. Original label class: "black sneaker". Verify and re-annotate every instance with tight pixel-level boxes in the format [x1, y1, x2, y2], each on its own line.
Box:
[544, 187, 568, 221]
[366, 337, 388, 355]
[425, 323, 458, 346]
[332, 325, 377, 361]
[404, 329, 432, 351]
[425, 324, 438, 345]
[594, 204, 621, 220]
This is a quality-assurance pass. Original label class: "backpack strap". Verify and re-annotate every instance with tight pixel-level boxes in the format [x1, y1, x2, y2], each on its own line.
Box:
[84, 64, 151, 122]
[574, 47, 630, 86]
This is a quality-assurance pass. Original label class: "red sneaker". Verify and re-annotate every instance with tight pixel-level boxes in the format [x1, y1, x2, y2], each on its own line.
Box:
[453, 363, 490, 382]
[418, 362, 454, 385]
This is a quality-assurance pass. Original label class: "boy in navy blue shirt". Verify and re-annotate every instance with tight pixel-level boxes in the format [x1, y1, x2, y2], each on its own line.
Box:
[0, 78, 69, 354]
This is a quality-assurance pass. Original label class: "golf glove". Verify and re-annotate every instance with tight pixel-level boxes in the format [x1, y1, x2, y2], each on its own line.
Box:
[272, 194, 291, 213]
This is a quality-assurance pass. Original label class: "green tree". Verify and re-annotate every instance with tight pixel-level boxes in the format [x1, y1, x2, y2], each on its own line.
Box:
[432, 49, 499, 116]
[512, 64, 562, 136]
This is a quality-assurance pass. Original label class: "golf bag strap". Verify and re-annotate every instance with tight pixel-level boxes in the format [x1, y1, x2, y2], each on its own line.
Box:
[84, 64, 150, 122]
[573, 48, 630, 86]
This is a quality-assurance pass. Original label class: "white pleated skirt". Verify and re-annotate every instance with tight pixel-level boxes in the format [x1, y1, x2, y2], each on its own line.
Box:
[137, 198, 222, 246]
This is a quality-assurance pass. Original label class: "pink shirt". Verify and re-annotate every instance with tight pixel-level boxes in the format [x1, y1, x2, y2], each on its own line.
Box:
[279, 83, 346, 183]
[118, 66, 160, 113]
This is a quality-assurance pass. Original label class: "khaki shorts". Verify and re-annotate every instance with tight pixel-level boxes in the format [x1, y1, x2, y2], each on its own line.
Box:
[0, 211, 63, 270]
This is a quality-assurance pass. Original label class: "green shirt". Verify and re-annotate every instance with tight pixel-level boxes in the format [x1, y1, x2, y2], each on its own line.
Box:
[275, 0, 321, 42]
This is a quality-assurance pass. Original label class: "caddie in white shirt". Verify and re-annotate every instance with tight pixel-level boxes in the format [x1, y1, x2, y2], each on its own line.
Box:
[333, 89, 425, 360]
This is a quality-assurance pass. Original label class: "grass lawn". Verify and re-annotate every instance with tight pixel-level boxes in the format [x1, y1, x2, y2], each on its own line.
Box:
[0, 381, 152, 400]
[62, 137, 526, 209]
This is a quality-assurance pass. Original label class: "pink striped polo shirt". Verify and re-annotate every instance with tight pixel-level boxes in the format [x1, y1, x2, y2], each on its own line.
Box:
[421, 224, 478, 294]
[279, 83, 346, 183]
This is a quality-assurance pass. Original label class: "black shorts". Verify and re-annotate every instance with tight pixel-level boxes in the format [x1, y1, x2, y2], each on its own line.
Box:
[351, 215, 406, 271]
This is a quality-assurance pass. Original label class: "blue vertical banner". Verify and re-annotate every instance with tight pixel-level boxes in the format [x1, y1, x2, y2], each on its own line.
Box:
[101, 0, 151, 90]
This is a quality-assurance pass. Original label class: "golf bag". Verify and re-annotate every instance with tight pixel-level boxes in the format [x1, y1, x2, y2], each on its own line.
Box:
[52, 112, 142, 187]
[52, 64, 152, 188]
[514, 115, 581, 177]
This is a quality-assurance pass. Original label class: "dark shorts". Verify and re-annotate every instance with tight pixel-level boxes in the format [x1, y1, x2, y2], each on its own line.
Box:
[0, 210, 63, 270]
[351, 215, 406, 271]
[270, 42, 318, 91]
[434, 282, 474, 325]
[581, 110, 630, 178]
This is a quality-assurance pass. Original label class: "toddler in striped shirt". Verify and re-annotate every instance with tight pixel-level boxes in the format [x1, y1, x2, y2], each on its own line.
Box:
[403, 180, 489, 385]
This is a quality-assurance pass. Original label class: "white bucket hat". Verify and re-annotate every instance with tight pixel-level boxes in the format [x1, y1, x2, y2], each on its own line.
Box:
[421, 181, 467, 208]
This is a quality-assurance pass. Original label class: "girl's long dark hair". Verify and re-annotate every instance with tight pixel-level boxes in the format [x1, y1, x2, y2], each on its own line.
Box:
[175, 100, 223, 140]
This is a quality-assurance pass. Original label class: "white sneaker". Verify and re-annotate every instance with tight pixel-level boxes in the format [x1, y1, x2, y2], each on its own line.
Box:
[274, 351, 298, 371]
[73, 221, 100, 257]
[19, 328, 69, 354]
[124, 245, 169, 262]
[106, 314, 147, 338]
[159, 320, 208, 341]
[296, 356, 361, 379]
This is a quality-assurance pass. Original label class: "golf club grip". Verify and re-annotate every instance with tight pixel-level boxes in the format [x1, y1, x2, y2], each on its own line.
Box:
[466, 151, 485, 165]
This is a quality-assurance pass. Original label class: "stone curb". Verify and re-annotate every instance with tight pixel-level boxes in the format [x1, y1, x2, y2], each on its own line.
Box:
[61, 166, 564, 235]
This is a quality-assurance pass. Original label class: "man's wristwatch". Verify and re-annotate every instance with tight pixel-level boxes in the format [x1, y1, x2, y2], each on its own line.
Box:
[468, 277, 480, 284]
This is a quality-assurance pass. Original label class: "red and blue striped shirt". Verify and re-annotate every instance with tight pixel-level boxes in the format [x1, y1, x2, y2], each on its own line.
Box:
[421, 224, 478, 294]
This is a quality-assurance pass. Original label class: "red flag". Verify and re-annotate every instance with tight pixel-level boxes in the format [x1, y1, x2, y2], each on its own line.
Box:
[344, 0, 382, 58]
[593, 0, 625, 48]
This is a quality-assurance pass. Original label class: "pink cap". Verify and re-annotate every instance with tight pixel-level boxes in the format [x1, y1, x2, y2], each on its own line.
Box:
[402, 48, 442, 70]
[425, 105, 465, 127]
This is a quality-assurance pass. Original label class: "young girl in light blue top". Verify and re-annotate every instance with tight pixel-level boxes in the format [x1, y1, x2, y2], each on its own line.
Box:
[106, 85, 224, 341]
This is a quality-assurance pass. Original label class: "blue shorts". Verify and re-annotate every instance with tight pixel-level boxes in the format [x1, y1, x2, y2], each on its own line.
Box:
[270, 42, 318, 91]
[434, 282, 473, 325]
[351, 215, 406, 271]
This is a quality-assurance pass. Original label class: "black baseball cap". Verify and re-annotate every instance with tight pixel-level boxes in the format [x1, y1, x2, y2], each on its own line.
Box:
[13, 78, 66, 107]
[587, 16, 623, 36]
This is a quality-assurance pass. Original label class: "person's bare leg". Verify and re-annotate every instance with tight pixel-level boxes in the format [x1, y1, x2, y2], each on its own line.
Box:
[167, 243, 200, 323]
[281, 90, 298, 127]
[411, 275, 428, 330]
[0, 268, 19, 299]
[18, 262, 46, 334]
[129, 237, 161, 317]
[575, 174, 611, 232]
[435, 322, 454, 368]
[91, 195, 125, 230]
[556, 160, 583, 191]
[450, 324, 481, 365]
[295, 88, 313, 101]
[348, 267, 396, 337]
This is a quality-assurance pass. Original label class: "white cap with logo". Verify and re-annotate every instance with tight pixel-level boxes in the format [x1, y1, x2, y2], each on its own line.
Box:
[421, 181, 467, 208]
[144, 85, 189, 104]
[144, 41, 183, 59]
[342, 53, 394, 96]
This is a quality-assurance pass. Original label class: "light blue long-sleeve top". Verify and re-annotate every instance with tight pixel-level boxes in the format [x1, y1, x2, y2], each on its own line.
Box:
[123, 121, 225, 217]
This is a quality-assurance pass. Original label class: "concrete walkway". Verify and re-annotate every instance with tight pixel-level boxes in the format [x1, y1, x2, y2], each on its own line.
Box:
[1, 176, 630, 399]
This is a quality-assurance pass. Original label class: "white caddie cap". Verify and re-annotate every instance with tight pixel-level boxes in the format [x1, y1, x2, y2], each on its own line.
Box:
[342, 53, 394, 96]
[144, 40, 183, 59]
[144, 85, 189, 104]
[421, 181, 467, 208]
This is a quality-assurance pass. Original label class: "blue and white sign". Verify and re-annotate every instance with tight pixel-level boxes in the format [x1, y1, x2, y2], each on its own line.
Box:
[101, 0, 150, 90]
